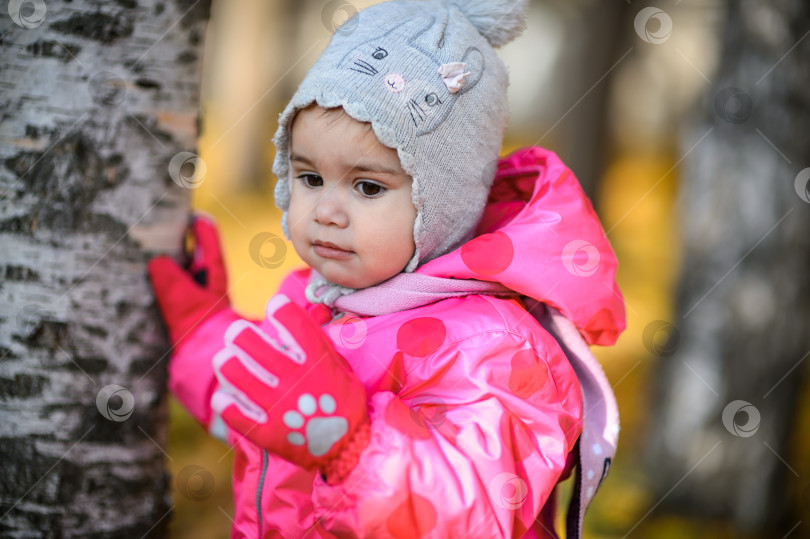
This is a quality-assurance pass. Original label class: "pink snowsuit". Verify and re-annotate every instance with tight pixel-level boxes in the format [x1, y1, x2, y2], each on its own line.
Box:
[169, 146, 626, 538]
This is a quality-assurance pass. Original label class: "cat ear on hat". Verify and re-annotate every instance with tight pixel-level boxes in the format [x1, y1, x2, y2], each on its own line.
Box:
[438, 46, 484, 97]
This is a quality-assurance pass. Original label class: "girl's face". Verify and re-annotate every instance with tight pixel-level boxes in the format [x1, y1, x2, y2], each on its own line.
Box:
[287, 105, 417, 289]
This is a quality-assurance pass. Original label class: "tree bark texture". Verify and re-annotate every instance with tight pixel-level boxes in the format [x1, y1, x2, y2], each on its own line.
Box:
[645, 0, 810, 535]
[0, 0, 210, 537]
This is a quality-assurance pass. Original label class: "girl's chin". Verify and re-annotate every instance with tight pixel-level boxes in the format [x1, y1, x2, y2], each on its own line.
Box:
[315, 266, 364, 289]
[311, 258, 404, 289]
[316, 267, 391, 290]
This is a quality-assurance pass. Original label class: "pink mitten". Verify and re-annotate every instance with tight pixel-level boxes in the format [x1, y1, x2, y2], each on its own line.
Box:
[148, 214, 231, 348]
[211, 294, 370, 484]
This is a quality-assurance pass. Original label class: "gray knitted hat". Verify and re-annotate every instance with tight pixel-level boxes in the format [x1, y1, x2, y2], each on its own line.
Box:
[273, 0, 527, 276]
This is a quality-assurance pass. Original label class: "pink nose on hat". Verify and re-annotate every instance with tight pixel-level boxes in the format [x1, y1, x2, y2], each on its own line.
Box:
[384, 73, 406, 93]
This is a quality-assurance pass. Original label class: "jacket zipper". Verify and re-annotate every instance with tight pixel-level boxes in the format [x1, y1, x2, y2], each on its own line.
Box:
[256, 449, 268, 539]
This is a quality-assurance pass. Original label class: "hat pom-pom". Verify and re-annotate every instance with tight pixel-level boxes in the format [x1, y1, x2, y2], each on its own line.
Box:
[440, 0, 528, 48]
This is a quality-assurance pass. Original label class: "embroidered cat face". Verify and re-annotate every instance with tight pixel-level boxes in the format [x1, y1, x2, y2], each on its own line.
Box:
[337, 14, 484, 137]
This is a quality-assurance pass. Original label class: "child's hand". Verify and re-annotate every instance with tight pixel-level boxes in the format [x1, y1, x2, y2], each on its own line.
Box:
[147, 213, 231, 348]
[211, 294, 370, 481]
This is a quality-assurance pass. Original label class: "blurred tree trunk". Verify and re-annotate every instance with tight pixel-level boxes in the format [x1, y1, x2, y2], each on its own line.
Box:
[646, 0, 810, 535]
[548, 0, 629, 202]
[0, 1, 210, 536]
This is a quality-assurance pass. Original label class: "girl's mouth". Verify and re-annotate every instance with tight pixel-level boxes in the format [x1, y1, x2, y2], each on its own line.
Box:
[313, 240, 353, 260]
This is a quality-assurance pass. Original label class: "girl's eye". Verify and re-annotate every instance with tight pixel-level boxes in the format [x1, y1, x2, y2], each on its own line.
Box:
[298, 174, 323, 188]
[357, 181, 385, 197]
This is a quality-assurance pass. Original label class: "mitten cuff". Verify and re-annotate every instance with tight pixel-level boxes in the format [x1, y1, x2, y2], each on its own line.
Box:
[323, 419, 371, 485]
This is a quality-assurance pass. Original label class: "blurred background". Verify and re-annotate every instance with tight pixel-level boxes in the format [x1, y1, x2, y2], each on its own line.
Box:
[167, 0, 810, 537]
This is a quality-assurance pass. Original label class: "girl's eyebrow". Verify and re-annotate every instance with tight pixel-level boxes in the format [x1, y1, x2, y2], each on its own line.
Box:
[289, 152, 313, 167]
[290, 152, 404, 176]
[352, 162, 403, 176]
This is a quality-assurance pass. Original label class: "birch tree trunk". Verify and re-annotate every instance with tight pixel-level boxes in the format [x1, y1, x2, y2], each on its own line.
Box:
[0, 0, 210, 536]
[645, 0, 810, 535]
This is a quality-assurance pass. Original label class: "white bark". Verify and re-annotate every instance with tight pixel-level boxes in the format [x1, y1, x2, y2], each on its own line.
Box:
[0, 1, 210, 536]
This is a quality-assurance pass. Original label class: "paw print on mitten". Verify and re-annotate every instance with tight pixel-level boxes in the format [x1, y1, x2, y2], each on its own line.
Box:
[283, 393, 348, 457]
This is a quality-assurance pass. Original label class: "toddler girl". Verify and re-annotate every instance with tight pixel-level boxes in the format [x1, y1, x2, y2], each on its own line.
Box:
[149, 0, 626, 537]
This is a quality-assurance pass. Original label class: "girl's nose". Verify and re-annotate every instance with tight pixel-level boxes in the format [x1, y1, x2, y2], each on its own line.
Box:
[313, 186, 349, 228]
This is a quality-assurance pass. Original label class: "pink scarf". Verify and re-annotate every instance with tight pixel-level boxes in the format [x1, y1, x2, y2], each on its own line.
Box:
[308, 270, 619, 538]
